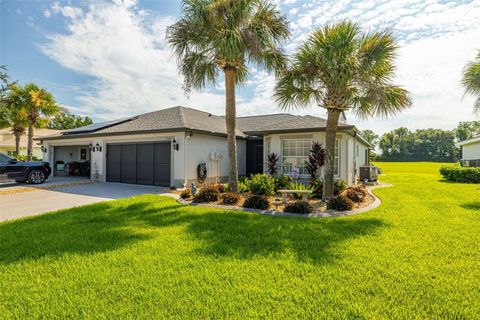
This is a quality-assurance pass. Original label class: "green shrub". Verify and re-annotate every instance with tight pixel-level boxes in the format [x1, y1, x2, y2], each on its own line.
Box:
[179, 188, 192, 199]
[440, 165, 480, 183]
[327, 194, 353, 211]
[287, 181, 314, 199]
[248, 174, 275, 196]
[193, 186, 220, 203]
[243, 194, 270, 210]
[309, 178, 323, 199]
[225, 180, 250, 192]
[334, 179, 347, 195]
[221, 192, 242, 205]
[342, 185, 367, 203]
[274, 175, 292, 191]
[284, 201, 314, 214]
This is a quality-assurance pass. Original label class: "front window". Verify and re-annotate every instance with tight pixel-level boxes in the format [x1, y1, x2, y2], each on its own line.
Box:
[282, 138, 311, 176]
[334, 139, 340, 176]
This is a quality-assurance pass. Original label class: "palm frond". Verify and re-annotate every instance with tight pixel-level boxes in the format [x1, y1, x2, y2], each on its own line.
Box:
[180, 52, 219, 90]
[354, 85, 411, 119]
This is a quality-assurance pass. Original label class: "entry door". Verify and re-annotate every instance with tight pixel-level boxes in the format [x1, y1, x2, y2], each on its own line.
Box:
[254, 144, 264, 174]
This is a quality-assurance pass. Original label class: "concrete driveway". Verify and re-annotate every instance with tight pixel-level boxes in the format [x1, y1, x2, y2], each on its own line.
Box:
[0, 182, 173, 222]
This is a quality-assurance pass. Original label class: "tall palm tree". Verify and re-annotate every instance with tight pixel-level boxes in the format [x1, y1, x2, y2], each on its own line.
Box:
[274, 21, 411, 199]
[461, 50, 480, 114]
[167, 0, 289, 191]
[1, 84, 28, 156]
[23, 83, 58, 161]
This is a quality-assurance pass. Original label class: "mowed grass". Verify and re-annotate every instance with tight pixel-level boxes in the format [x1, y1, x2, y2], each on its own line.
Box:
[1, 162, 479, 319]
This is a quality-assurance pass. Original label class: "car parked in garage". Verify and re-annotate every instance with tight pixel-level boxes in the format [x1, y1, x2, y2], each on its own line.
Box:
[0, 152, 51, 184]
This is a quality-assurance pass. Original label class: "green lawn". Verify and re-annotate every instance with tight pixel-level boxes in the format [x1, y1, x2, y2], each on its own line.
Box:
[1, 162, 479, 319]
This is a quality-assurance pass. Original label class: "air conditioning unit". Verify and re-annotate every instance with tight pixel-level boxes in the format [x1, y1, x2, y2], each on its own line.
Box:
[359, 165, 378, 182]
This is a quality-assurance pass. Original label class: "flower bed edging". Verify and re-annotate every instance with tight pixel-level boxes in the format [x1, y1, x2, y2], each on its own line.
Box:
[177, 183, 392, 218]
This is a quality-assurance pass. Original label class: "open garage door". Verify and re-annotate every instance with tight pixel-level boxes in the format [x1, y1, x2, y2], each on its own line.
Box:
[106, 142, 171, 186]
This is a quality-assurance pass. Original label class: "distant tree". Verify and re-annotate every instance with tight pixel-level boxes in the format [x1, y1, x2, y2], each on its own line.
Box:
[359, 129, 379, 148]
[379, 127, 458, 162]
[455, 121, 480, 141]
[23, 83, 59, 161]
[2, 84, 28, 155]
[0, 65, 15, 128]
[461, 50, 480, 114]
[48, 108, 93, 130]
[305, 142, 325, 180]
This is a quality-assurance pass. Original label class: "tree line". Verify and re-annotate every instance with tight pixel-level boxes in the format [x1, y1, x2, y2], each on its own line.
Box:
[0, 66, 92, 160]
[360, 121, 480, 162]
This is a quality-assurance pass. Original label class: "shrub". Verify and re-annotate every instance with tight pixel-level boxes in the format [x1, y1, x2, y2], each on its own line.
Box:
[334, 179, 347, 195]
[179, 188, 192, 199]
[440, 165, 480, 183]
[274, 175, 292, 191]
[14, 154, 41, 161]
[304, 142, 325, 179]
[193, 186, 220, 203]
[243, 194, 270, 210]
[267, 153, 280, 175]
[248, 174, 275, 196]
[327, 194, 353, 211]
[213, 183, 226, 193]
[341, 186, 367, 203]
[310, 178, 323, 199]
[225, 180, 249, 192]
[221, 192, 242, 205]
[287, 181, 314, 199]
[284, 201, 314, 214]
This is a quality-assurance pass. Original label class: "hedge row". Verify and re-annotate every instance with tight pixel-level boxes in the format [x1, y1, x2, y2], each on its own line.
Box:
[439, 165, 480, 183]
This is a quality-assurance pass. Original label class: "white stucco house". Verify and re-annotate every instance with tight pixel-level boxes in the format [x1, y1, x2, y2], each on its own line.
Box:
[457, 135, 480, 167]
[38, 106, 372, 187]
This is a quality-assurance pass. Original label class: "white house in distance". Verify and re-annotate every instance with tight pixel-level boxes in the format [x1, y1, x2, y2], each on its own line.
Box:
[38, 106, 372, 187]
[0, 127, 62, 159]
[457, 135, 480, 167]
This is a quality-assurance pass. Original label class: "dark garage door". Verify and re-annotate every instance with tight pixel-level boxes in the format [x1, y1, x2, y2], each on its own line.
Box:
[106, 142, 171, 186]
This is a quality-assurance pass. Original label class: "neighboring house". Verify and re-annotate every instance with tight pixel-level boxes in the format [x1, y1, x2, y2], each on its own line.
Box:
[457, 135, 480, 167]
[39, 106, 372, 187]
[0, 127, 62, 159]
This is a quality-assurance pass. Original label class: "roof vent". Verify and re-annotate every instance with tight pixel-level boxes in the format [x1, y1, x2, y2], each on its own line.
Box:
[208, 113, 212, 117]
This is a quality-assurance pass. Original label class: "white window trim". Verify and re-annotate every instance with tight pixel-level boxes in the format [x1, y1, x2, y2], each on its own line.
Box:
[334, 138, 341, 178]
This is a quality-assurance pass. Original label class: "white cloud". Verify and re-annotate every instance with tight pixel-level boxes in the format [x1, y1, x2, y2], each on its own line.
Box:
[43, 9, 51, 18]
[39, 0, 480, 134]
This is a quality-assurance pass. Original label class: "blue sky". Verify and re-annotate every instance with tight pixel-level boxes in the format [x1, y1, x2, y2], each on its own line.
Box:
[1, 0, 479, 134]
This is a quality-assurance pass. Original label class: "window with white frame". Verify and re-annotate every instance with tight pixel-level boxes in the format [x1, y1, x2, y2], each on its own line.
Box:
[282, 138, 311, 175]
[265, 139, 271, 158]
[334, 138, 340, 176]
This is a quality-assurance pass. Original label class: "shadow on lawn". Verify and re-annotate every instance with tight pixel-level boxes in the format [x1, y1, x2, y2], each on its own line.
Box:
[0, 196, 386, 266]
[460, 201, 480, 211]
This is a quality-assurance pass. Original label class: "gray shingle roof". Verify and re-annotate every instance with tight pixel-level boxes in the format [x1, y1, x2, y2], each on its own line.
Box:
[40, 106, 356, 141]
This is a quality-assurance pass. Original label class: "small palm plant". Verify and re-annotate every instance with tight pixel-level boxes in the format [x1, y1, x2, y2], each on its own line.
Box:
[274, 21, 411, 199]
[461, 50, 480, 114]
[167, 0, 290, 192]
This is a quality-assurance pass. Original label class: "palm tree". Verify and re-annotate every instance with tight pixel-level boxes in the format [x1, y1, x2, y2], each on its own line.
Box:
[274, 21, 411, 199]
[167, 0, 289, 191]
[461, 50, 480, 114]
[1, 84, 28, 156]
[23, 83, 58, 161]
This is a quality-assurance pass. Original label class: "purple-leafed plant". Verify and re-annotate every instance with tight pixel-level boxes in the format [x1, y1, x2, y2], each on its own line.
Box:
[267, 152, 280, 176]
[305, 142, 326, 180]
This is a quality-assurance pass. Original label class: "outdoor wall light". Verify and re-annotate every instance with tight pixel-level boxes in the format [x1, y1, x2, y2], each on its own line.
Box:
[41, 146, 47, 153]
[89, 142, 96, 152]
[172, 138, 179, 151]
[96, 142, 102, 152]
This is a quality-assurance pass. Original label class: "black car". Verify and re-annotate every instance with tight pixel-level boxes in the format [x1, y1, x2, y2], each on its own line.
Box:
[0, 153, 51, 184]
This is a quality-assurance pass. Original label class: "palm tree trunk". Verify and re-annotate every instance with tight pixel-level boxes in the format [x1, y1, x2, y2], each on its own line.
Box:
[27, 121, 34, 161]
[14, 133, 20, 156]
[323, 108, 341, 200]
[224, 68, 238, 192]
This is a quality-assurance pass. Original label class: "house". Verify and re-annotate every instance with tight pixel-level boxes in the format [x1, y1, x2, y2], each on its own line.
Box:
[457, 135, 480, 167]
[0, 127, 62, 159]
[38, 106, 372, 187]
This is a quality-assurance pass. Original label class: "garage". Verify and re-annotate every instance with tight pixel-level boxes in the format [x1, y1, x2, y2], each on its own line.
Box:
[106, 142, 171, 186]
[53, 145, 91, 178]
